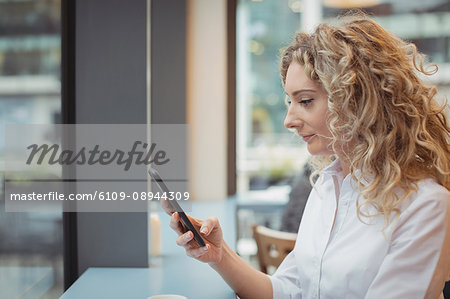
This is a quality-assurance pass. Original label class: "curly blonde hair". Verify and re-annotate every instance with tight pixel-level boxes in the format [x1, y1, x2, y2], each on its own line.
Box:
[280, 13, 450, 225]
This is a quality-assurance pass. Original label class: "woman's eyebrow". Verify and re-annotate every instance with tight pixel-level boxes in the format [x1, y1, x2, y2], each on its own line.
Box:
[286, 88, 316, 98]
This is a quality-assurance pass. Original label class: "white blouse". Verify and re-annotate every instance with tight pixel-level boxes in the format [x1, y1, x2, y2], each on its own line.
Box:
[269, 159, 450, 299]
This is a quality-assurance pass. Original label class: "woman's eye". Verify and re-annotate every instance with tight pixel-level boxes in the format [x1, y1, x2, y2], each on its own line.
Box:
[299, 99, 313, 106]
[286, 99, 292, 105]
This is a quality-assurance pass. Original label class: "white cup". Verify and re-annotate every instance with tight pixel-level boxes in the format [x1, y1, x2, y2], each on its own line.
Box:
[147, 295, 187, 299]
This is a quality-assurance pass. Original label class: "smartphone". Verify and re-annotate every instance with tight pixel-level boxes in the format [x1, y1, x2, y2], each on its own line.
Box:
[148, 167, 206, 247]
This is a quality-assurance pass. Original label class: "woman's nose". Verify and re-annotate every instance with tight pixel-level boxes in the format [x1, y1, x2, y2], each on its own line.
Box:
[284, 107, 302, 129]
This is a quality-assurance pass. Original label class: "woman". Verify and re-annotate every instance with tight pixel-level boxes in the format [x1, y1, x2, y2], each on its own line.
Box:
[163, 14, 450, 299]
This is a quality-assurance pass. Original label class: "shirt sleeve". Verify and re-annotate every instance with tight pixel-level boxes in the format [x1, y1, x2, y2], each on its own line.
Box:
[269, 250, 302, 299]
[365, 187, 450, 299]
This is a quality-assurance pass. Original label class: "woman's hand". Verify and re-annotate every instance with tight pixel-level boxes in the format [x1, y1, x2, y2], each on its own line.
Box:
[163, 199, 273, 299]
[169, 211, 224, 264]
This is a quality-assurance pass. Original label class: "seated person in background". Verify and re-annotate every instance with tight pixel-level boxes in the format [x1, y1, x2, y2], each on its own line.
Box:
[279, 163, 312, 233]
[162, 12, 450, 299]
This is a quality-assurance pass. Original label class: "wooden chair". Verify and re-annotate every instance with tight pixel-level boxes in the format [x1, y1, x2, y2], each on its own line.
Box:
[252, 225, 297, 274]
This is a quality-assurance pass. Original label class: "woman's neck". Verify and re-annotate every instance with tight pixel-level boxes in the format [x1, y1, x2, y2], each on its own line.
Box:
[337, 156, 351, 178]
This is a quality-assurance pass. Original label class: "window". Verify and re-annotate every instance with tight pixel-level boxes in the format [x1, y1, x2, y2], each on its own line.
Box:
[0, 1, 63, 298]
[235, 0, 309, 264]
[322, 0, 450, 121]
[236, 0, 309, 193]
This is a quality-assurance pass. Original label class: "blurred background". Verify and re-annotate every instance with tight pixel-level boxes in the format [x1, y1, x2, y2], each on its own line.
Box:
[0, 0, 62, 298]
[0, 0, 449, 298]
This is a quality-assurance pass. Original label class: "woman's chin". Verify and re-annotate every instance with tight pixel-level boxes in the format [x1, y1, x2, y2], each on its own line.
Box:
[306, 143, 334, 156]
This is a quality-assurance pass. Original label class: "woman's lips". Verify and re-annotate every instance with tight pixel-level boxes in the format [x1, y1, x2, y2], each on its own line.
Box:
[301, 134, 315, 142]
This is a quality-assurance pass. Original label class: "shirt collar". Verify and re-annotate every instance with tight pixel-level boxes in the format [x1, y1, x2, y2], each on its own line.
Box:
[322, 158, 371, 189]
[322, 158, 343, 177]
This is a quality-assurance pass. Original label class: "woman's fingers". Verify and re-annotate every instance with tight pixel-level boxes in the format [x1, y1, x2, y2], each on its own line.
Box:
[186, 244, 210, 258]
[169, 213, 219, 261]
[169, 212, 185, 235]
[200, 216, 219, 236]
[176, 231, 193, 247]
